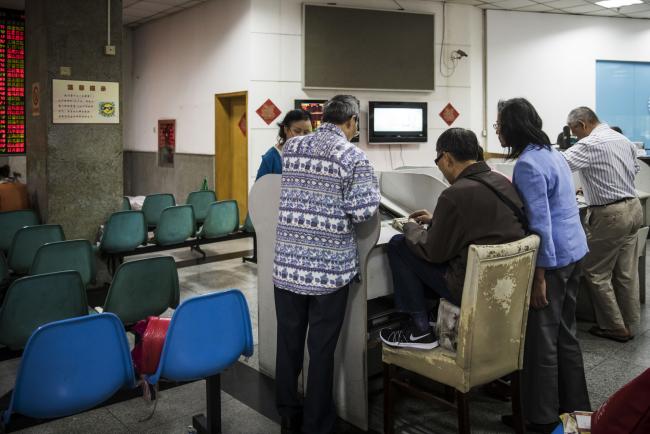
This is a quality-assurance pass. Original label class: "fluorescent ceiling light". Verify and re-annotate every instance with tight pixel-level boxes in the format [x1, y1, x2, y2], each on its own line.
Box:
[596, 0, 643, 7]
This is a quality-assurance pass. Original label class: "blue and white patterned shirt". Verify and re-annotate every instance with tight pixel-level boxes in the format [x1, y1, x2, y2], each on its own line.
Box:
[273, 123, 380, 295]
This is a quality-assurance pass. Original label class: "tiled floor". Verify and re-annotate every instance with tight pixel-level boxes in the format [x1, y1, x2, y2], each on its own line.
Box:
[2, 239, 650, 433]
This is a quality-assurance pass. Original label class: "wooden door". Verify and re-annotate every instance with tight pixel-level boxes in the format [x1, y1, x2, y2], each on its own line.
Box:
[215, 92, 248, 224]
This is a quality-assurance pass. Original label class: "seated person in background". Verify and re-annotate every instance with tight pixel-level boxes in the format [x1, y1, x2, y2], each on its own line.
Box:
[255, 109, 312, 180]
[380, 128, 526, 350]
[610, 125, 623, 134]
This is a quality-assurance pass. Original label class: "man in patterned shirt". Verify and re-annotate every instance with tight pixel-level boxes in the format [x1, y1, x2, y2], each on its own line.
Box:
[273, 95, 380, 434]
[564, 107, 642, 342]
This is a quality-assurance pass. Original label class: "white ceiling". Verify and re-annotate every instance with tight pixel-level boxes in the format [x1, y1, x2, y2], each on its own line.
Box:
[0, 0, 648, 25]
[122, 0, 208, 27]
[444, 0, 650, 19]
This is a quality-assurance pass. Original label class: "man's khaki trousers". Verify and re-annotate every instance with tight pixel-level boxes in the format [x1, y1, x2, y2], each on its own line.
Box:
[583, 198, 643, 331]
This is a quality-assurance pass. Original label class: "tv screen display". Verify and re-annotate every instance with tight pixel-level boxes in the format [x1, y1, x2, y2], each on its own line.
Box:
[369, 102, 427, 143]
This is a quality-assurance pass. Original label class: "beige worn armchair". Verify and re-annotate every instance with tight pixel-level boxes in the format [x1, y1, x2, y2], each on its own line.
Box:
[382, 234, 540, 434]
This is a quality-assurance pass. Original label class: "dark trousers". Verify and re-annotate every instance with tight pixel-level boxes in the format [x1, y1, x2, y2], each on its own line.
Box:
[275, 285, 349, 434]
[522, 262, 591, 424]
[387, 234, 452, 314]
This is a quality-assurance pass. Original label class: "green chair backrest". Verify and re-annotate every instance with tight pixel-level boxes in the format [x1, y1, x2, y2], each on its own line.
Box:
[186, 190, 217, 223]
[0, 210, 39, 254]
[0, 270, 88, 349]
[103, 256, 180, 325]
[121, 196, 132, 211]
[154, 205, 195, 246]
[142, 194, 175, 228]
[7, 224, 65, 275]
[99, 211, 147, 254]
[199, 200, 240, 239]
[30, 240, 97, 287]
[0, 252, 8, 283]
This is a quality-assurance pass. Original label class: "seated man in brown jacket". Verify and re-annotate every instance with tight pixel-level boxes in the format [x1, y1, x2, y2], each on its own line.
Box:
[380, 128, 526, 350]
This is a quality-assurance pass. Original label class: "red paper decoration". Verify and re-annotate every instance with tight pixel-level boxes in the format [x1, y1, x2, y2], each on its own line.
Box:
[439, 103, 460, 126]
[256, 98, 281, 125]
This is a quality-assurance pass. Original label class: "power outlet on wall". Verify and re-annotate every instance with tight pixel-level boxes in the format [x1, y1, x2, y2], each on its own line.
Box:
[104, 45, 116, 56]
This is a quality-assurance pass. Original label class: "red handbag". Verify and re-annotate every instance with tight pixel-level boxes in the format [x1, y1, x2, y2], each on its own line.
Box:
[592, 368, 650, 434]
[131, 316, 171, 375]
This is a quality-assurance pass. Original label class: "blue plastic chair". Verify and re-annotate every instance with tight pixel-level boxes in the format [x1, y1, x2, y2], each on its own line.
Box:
[146, 290, 253, 433]
[1, 313, 136, 426]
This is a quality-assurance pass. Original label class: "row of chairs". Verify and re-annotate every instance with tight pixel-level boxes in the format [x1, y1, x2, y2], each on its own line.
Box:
[99, 199, 240, 255]
[0, 221, 96, 285]
[1, 289, 253, 432]
[122, 190, 220, 229]
[0, 256, 179, 350]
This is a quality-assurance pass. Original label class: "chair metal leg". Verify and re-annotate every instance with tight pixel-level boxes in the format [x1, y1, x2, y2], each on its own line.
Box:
[510, 370, 525, 434]
[192, 374, 221, 434]
[383, 363, 396, 434]
[456, 389, 470, 434]
[639, 253, 646, 304]
[242, 233, 257, 264]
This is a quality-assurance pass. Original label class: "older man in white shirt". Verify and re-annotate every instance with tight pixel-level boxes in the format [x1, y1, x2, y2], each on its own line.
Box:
[563, 106, 642, 342]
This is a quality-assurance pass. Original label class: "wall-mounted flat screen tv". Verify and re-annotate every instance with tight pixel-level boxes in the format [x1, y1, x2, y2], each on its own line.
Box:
[303, 5, 434, 91]
[368, 102, 427, 144]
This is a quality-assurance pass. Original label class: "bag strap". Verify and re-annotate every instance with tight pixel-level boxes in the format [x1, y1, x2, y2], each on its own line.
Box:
[466, 174, 529, 232]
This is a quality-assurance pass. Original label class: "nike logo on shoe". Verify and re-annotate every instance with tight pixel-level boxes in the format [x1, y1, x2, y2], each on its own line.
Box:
[409, 332, 431, 341]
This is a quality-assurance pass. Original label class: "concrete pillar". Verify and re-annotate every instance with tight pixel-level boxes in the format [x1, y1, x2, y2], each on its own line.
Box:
[26, 0, 123, 241]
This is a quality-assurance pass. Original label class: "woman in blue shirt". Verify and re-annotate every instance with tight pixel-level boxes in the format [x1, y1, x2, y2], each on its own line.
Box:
[497, 98, 590, 433]
[244, 109, 313, 237]
[255, 109, 312, 180]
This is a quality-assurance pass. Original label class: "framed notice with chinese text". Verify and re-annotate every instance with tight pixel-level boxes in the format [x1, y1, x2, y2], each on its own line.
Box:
[52, 79, 119, 124]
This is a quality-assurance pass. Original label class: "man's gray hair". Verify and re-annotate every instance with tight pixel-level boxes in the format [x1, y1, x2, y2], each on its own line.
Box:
[322, 95, 360, 125]
[567, 106, 599, 125]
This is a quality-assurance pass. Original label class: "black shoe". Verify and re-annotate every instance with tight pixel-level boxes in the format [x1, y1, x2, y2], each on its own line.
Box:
[501, 414, 560, 434]
[281, 415, 302, 434]
[380, 323, 439, 350]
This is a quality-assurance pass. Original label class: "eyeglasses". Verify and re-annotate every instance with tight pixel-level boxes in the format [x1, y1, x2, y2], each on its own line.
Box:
[492, 122, 500, 130]
[435, 151, 445, 164]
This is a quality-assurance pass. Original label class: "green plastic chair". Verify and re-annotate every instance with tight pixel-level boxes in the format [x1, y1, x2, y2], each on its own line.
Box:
[30, 240, 97, 287]
[98, 211, 147, 254]
[121, 196, 131, 211]
[153, 205, 195, 246]
[198, 200, 240, 239]
[186, 190, 217, 224]
[0, 252, 8, 284]
[0, 270, 88, 349]
[142, 193, 175, 229]
[7, 224, 65, 275]
[0, 209, 39, 254]
[102, 256, 180, 325]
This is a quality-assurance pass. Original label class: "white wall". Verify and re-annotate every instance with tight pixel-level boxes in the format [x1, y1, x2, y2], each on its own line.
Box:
[486, 10, 650, 153]
[248, 0, 484, 186]
[124, 0, 252, 154]
[124, 0, 484, 188]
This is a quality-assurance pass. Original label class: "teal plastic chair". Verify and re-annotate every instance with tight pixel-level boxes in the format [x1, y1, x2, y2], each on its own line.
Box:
[98, 211, 147, 254]
[0, 271, 88, 350]
[7, 224, 65, 275]
[121, 196, 131, 211]
[0, 253, 7, 284]
[186, 190, 217, 225]
[1, 313, 136, 426]
[102, 256, 180, 325]
[30, 240, 97, 287]
[142, 193, 175, 229]
[0, 209, 39, 254]
[154, 205, 195, 246]
[198, 200, 240, 239]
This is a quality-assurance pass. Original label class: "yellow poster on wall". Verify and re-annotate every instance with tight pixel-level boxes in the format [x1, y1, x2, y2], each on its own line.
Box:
[52, 79, 119, 124]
